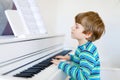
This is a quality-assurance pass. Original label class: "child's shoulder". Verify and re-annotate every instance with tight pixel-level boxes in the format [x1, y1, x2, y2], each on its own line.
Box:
[80, 41, 97, 53]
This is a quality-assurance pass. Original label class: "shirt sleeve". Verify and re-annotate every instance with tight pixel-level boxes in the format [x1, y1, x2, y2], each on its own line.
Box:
[58, 51, 96, 80]
[69, 54, 80, 64]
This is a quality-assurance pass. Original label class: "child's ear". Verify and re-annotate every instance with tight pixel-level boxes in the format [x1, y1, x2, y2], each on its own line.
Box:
[85, 32, 92, 38]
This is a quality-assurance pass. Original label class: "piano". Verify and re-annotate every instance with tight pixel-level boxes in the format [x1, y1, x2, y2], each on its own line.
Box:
[0, 34, 72, 80]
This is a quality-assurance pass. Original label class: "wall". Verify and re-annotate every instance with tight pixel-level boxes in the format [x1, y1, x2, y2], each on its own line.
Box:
[36, 0, 120, 68]
[36, 0, 58, 34]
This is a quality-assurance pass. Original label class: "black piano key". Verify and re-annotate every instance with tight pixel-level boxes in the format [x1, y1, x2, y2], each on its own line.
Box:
[34, 63, 48, 67]
[58, 50, 72, 56]
[14, 72, 34, 78]
[33, 64, 46, 70]
[22, 68, 41, 74]
[14, 50, 72, 78]
[31, 66, 44, 69]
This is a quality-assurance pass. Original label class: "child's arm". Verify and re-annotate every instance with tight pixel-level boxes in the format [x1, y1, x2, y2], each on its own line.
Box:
[58, 51, 96, 80]
[69, 54, 80, 64]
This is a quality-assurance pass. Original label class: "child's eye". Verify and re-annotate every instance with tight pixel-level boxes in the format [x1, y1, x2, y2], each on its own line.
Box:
[76, 26, 79, 29]
[75, 23, 79, 29]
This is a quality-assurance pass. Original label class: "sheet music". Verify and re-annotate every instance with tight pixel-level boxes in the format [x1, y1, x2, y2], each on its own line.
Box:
[13, 0, 47, 35]
[5, 10, 30, 37]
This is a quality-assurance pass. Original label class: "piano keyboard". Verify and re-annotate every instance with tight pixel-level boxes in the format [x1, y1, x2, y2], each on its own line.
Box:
[13, 50, 71, 78]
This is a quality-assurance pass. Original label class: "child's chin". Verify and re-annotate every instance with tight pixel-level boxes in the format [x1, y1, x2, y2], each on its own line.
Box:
[71, 34, 76, 39]
[71, 36, 75, 39]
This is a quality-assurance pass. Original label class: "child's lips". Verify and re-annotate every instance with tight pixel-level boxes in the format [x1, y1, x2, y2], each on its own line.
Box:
[71, 31, 73, 34]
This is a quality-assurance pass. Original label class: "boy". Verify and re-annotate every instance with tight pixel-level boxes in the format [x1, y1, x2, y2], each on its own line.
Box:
[51, 11, 105, 80]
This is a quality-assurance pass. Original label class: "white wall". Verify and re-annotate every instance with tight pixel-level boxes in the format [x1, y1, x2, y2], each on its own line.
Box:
[37, 0, 120, 68]
[36, 0, 58, 34]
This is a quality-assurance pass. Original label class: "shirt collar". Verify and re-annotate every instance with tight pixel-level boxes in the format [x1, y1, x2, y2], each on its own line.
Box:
[78, 41, 91, 50]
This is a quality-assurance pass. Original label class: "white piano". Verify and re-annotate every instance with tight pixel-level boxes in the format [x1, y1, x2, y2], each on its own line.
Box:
[0, 34, 72, 80]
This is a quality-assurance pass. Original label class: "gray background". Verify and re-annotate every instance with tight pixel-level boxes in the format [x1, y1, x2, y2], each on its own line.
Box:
[0, 0, 15, 35]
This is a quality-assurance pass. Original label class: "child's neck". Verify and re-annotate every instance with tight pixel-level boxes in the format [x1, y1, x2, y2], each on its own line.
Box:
[78, 39, 88, 46]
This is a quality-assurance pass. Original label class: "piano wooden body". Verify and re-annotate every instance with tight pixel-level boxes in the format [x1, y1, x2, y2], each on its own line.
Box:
[0, 34, 72, 80]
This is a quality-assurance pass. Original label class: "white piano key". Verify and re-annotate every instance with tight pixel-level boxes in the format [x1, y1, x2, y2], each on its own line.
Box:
[31, 64, 67, 80]
[0, 76, 26, 80]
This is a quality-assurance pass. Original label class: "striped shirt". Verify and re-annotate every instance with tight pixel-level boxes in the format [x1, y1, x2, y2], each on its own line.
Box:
[58, 41, 100, 80]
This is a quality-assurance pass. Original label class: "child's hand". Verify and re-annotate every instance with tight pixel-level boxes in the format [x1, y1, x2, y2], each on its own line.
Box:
[55, 55, 70, 60]
[51, 59, 61, 65]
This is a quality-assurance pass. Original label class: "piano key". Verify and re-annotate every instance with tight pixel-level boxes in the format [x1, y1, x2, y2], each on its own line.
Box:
[32, 64, 67, 80]
[14, 72, 34, 78]
[32, 64, 59, 80]
[0, 76, 27, 80]
[21, 68, 41, 74]
[13, 50, 72, 78]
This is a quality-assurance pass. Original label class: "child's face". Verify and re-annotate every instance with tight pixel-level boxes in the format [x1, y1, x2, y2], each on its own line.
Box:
[71, 23, 86, 40]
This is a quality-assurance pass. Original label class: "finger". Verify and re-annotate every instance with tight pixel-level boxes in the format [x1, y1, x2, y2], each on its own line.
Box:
[51, 59, 54, 62]
[55, 56, 62, 59]
[55, 56, 59, 58]
[51, 61, 54, 63]
[51, 58, 58, 61]
[55, 55, 62, 57]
